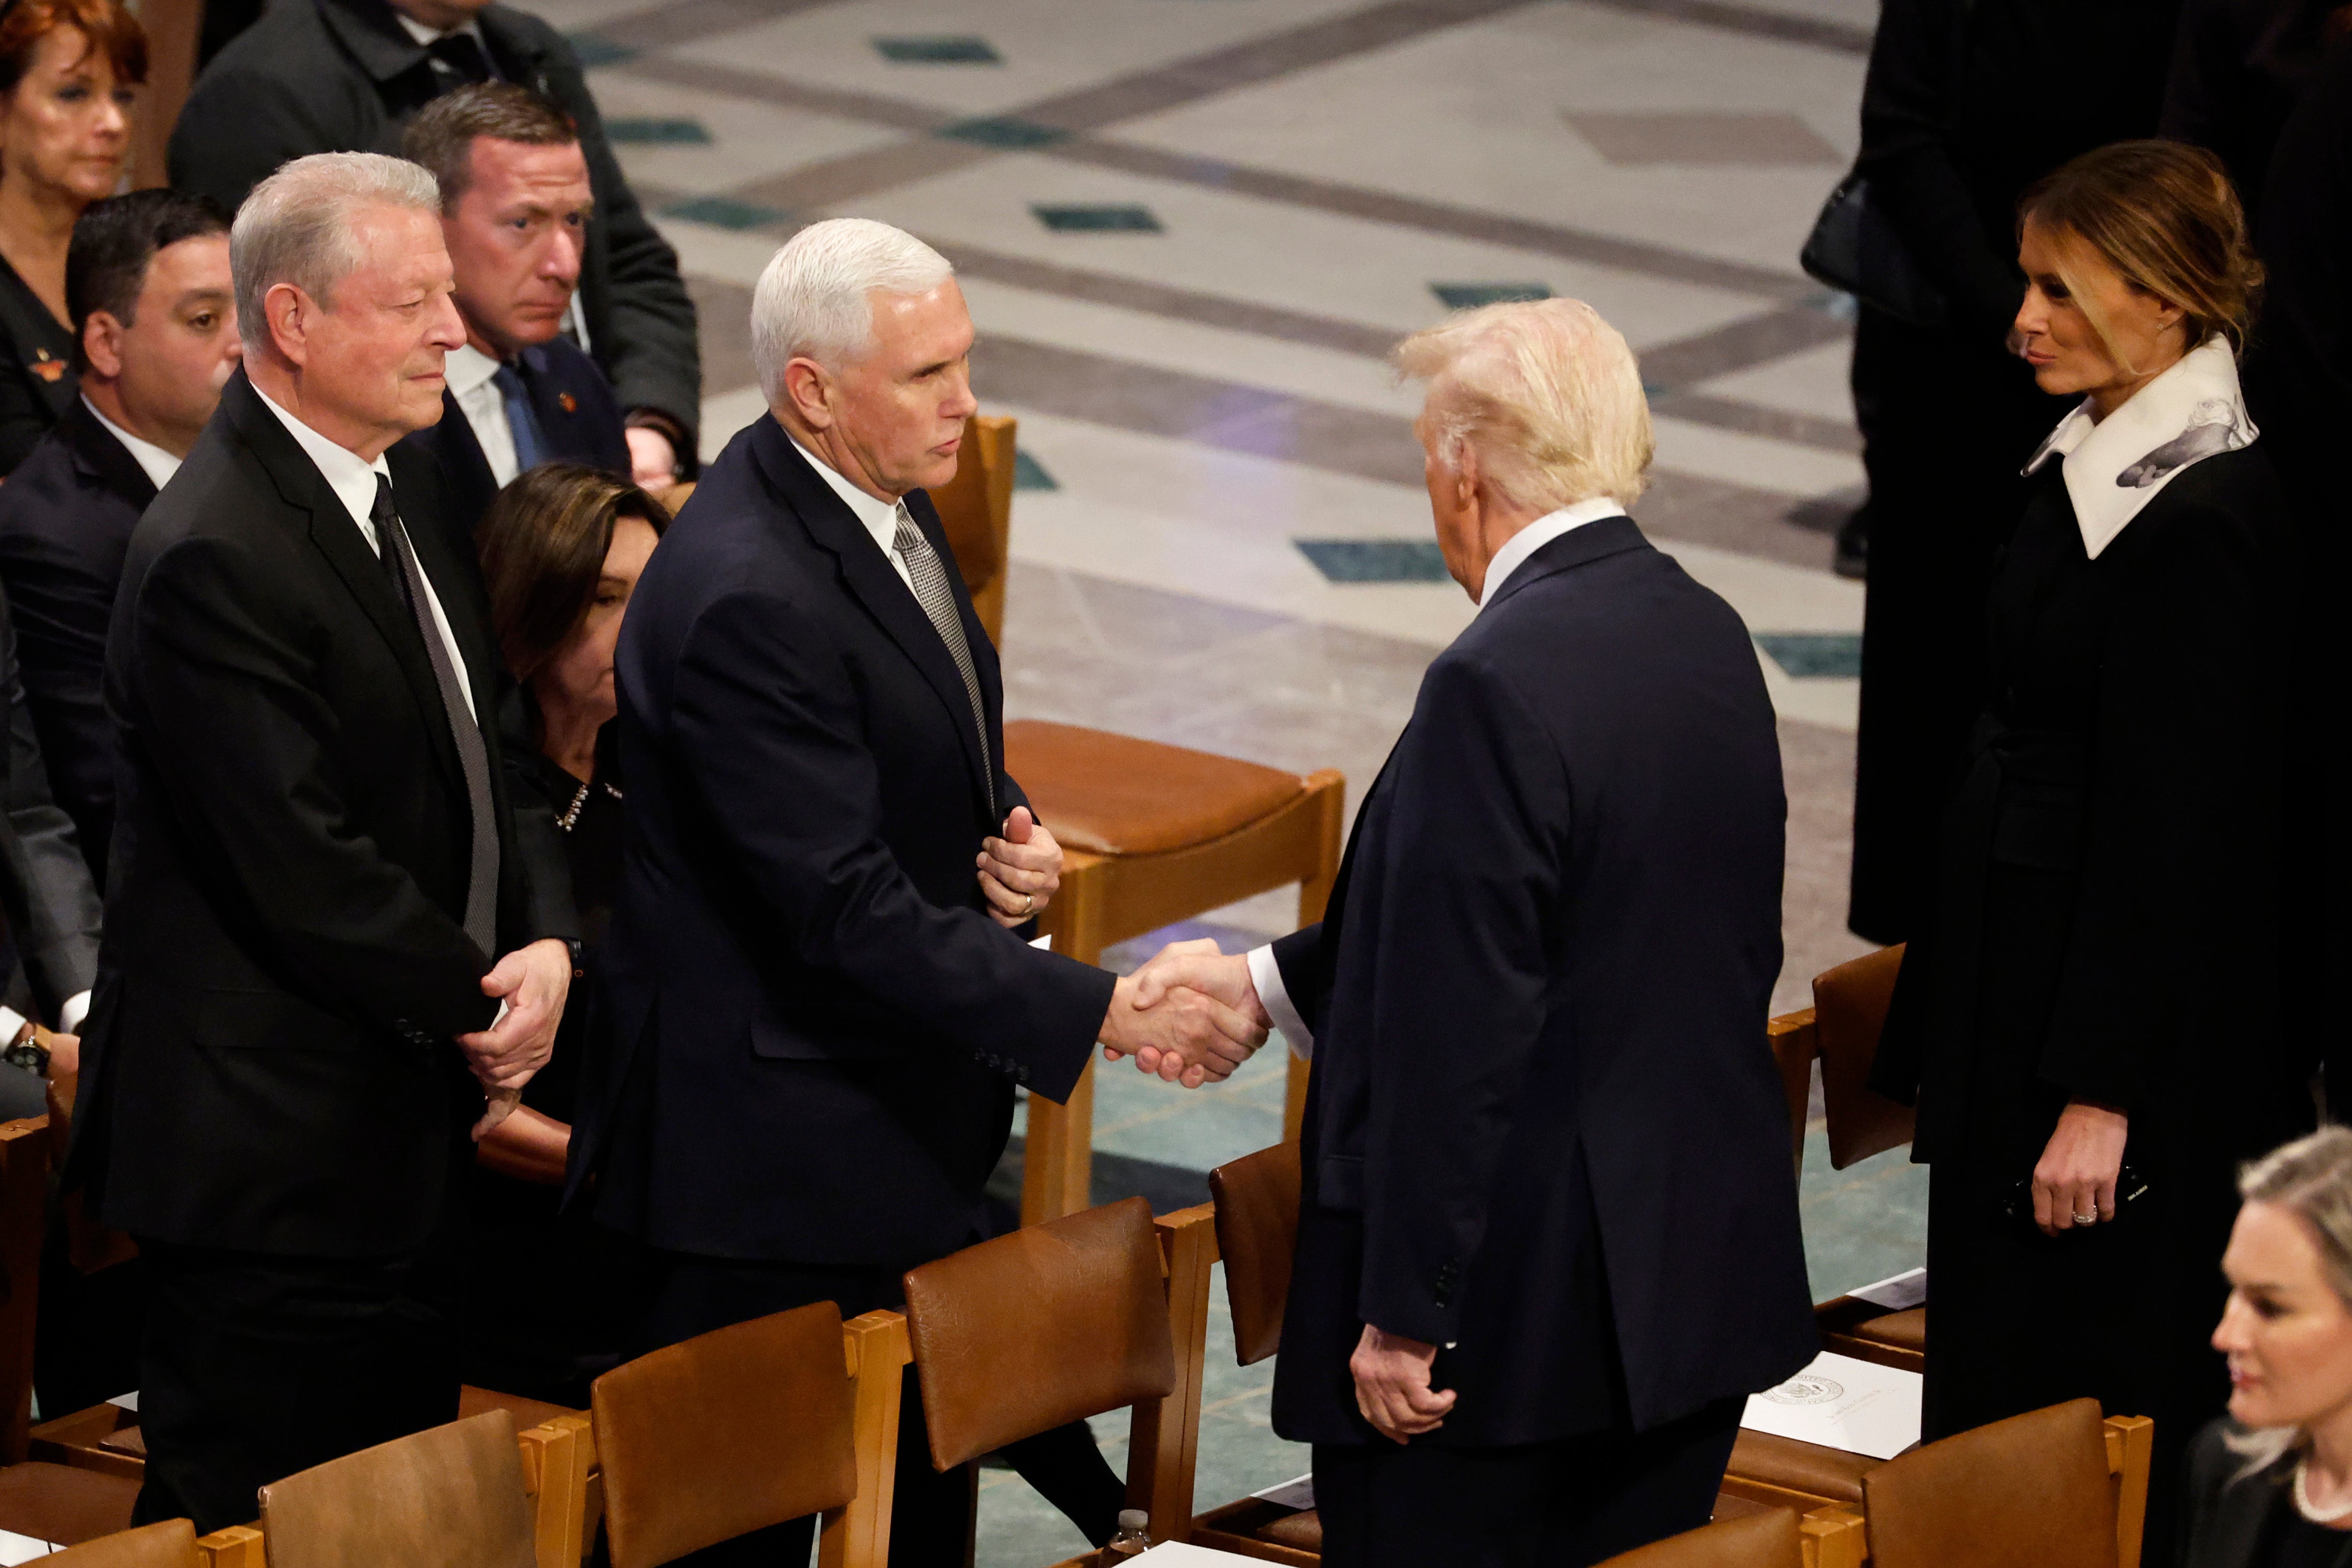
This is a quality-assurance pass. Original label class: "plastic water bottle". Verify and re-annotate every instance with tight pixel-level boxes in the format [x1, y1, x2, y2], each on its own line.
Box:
[1100, 1508, 1152, 1562]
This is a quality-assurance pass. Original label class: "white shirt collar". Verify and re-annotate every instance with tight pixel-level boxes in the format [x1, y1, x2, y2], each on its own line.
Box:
[80, 396, 181, 492]
[1478, 497, 1625, 610]
[251, 382, 391, 547]
[787, 430, 905, 559]
[393, 12, 488, 47]
[2023, 335, 2256, 560]
[444, 343, 502, 398]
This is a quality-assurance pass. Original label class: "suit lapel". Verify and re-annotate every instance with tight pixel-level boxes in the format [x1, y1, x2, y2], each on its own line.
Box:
[223, 373, 466, 796]
[427, 387, 498, 525]
[749, 419, 996, 817]
[387, 443, 501, 732]
[1482, 514, 1651, 615]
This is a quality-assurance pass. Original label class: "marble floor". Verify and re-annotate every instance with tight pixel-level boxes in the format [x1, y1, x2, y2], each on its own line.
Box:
[510, 0, 1921, 1554]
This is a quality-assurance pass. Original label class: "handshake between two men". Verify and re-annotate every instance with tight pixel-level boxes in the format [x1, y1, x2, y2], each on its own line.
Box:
[973, 807, 1273, 1088]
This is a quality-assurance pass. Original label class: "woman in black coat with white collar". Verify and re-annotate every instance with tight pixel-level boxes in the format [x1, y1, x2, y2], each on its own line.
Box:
[2185, 1126, 2352, 1566]
[1871, 139, 2311, 1558]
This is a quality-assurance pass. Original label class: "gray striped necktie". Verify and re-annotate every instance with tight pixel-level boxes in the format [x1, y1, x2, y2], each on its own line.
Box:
[890, 500, 994, 818]
[372, 475, 500, 957]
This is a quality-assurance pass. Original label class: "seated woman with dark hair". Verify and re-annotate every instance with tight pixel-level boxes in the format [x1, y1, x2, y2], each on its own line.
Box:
[466, 461, 666, 1406]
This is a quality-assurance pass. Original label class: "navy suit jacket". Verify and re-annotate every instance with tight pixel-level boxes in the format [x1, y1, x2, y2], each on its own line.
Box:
[568, 414, 1115, 1268]
[0, 397, 156, 882]
[396, 334, 631, 536]
[1268, 517, 1816, 1448]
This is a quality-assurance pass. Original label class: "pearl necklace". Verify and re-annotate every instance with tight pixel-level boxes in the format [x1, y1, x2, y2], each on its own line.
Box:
[2294, 1460, 2352, 1523]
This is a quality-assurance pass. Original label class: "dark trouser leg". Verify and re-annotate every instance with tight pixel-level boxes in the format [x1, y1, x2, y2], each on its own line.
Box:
[1312, 1398, 1741, 1568]
[634, 1252, 977, 1568]
[998, 1420, 1124, 1547]
[131, 1237, 461, 1534]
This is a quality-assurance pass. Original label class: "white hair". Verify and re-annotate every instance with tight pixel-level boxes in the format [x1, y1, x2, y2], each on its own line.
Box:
[232, 152, 442, 352]
[750, 218, 955, 401]
[1395, 297, 1655, 512]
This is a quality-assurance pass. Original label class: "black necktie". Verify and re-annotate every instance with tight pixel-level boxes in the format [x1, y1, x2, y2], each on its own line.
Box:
[372, 474, 500, 957]
[426, 32, 493, 85]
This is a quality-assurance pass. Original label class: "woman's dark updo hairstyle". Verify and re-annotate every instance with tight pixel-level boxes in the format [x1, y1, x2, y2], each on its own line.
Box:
[2018, 139, 2263, 357]
[476, 462, 667, 689]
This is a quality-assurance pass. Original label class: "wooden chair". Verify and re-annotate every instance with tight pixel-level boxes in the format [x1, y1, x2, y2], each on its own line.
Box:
[1185, 1144, 1867, 1568]
[41, 1519, 201, 1567]
[127, 0, 201, 192]
[898, 1196, 1216, 1564]
[1597, 1510, 1804, 1568]
[590, 1301, 903, 1568]
[926, 414, 1348, 1224]
[1864, 1399, 2122, 1568]
[256, 1409, 535, 1568]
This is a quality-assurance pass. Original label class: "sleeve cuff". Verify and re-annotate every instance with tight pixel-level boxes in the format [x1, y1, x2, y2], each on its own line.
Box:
[58, 992, 89, 1033]
[0, 1008, 25, 1045]
[1249, 943, 1313, 1062]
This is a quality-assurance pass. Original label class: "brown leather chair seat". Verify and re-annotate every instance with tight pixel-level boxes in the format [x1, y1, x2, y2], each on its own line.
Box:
[0, 1461, 141, 1545]
[1599, 1509, 1803, 1567]
[1003, 721, 1305, 856]
[1727, 1429, 1874, 1505]
[1863, 1398, 2115, 1568]
[1853, 1307, 1926, 1353]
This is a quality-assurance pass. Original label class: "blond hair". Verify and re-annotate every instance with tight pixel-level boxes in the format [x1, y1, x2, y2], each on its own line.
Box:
[2019, 139, 2263, 374]
[2226, 1127, 2352, 1476]
[1394, 298, 1653, 513]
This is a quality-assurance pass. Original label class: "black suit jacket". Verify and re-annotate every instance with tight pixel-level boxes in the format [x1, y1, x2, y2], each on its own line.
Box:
[569, 415, 1114, 1268]
[0, 397, 158, 882]
[167, 0, 699, 444]
[67, 370, 577, 1259]
[0, 581, 99, 1022]
[1266, 518, 1816, 1448]
[397, 335, 632, 536]
[2181, 1419, 2352, 1568]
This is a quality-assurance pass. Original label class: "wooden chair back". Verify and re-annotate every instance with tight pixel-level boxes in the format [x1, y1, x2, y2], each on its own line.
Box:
[44, 1520, 199, 1567]
[902, 1198, 1175, 1473]
[1813, 944, 1914, 1170]
[257, 1410, 535, 1568]
[1766, 1008, 1815, 1178]
[128, 0, 201, 191]
[590, 1301, 858, 1568]
[1862, 1399, 2118, 1568]
[1596, 1510, 1803, 1568]
[925, 414, 1016, 646]
[1208, 1142, 1298, 1366]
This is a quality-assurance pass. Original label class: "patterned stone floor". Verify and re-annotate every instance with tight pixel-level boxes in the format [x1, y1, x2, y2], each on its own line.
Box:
[506, 0, 1924, 1554]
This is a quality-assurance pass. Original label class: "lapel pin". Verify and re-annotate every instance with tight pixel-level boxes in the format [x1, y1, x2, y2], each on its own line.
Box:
[557, 392, 577, 414]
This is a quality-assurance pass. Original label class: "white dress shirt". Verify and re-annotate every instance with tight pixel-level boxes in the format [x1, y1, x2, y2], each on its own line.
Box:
[252, 385, 478, 720]
[788, 433, 917, 594]
[393, 11, 491, 53]
[445, 345, 519, 488]
[1248, 498, 1626, 1060]
[82, 397, 181, 492]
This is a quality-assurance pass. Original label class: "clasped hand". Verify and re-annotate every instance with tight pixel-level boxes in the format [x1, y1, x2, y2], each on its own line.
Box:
[455, 937, 572, 1141]
[979, 807, 1061, 928]
[1098, 939, 1270, 1088]
[2031, 1097, 2129, 1236]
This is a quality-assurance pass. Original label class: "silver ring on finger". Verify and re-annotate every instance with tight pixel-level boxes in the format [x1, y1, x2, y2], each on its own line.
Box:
[1020, 893, 1034, 916]
[2072, 1211, 2096, 1225]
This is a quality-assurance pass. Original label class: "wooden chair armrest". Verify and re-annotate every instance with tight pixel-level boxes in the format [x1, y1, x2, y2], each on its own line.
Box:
[1799, 1507, 1865, 1568]
[2105, 1414, 2153, 1568]
[820, 1310, 911, 1568]
[517, 1414, 593, 1568]
[196, 1524, 264, 1567]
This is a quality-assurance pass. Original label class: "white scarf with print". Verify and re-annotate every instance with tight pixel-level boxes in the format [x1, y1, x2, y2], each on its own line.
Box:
[2022, 334, 2257, 560]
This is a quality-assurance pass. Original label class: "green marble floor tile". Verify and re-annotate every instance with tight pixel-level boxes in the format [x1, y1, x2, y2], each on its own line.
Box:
[1798, 1122, 1931, 1298]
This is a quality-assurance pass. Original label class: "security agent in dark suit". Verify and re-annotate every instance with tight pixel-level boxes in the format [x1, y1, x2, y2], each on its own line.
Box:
[566, 219, 1264, 1567]
[1126, 301, 1818, 1568]
[0, 190, 241, 887]
[167, 0, 699, 487]
[64, 153, 579, 1534]
[394, 86, 631, 535]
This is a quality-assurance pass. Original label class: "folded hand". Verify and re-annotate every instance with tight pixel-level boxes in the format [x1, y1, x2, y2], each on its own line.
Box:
[979, 807, 1061, 928]
[457, 937, 572, 1138]
[1351, 1325, 1454, 1443]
